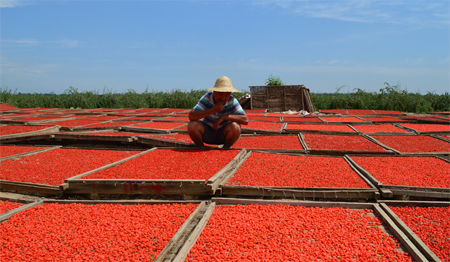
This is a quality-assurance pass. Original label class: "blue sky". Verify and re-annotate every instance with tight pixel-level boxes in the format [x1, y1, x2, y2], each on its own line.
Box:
[1, 0, 449, 95]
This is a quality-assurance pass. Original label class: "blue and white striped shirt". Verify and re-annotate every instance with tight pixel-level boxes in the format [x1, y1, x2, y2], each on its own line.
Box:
[193, 92, 245, 129]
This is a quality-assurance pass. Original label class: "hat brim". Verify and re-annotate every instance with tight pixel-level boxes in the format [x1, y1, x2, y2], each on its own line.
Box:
[208, 87, 241, 93]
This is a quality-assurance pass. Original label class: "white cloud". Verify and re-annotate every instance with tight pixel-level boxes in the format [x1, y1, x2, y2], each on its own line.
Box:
[2, 38, 79, 48]
[51, 39, 79, 48]
[0, 0, 30, 8]
[328, 60, 338, 65]
[1, 39, 40, 45]
[253, 0, 450, 26]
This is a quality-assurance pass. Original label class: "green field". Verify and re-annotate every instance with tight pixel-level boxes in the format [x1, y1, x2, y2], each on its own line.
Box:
[1, 83, 449, 113]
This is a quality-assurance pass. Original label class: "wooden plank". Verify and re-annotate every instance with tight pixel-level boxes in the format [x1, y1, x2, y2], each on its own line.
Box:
[121, 126, 170, 134]
[283, 128, 356, 135]
[361, 134, 402, 154]
[378, 200, 450, 207]
[0, 133, 55, 144]
[52, 133, 136, 143]
[308, 149, 395, 156]
[206, 149, 248, 192]
[219, 186, 378, 200]
[381, 184, 450, 193]
[65, 180, 211, 195]
[297, 133, 309, 152]
[0, 146, 62, 161]
[0, 196, 36, 204]
[155, 201, 208, 261]
[171, 202, 216, 262]
[0, 125, 60, 140]
[0, 200, 43, 222]
[212, 197, 376, 209]
[372, 204, 428, 261]
[218, 151, 252, 188]
[383, 188, 450, 199]
[431, 134, 450, 143]
[378, 203, 441, 262]
[43, 199, 204, 205]
[136, 136, 196, 148]
[65, 148, 156, 181]
[344, 155, 383, 187]
[0, 180, 61, 196]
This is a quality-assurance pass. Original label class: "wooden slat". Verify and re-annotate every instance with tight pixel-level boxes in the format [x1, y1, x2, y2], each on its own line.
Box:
[136, 136, 196, 148]
[155, 201, 208, 261]
[372, 205, 428, 261]
[220, 186, 379, 200]
[0, 180, 61, 196]
[65, 148, 156, 181]
[206, 149, 248, 192]
[0, 200, 43, 222]
[171, 202, 216, 262]
[52, 133, 136, 143]
[0, 125, 60, 140]
[0, 146, 62, 161]
[212, 197, 375, 209]
[344, 155, 383, 187]
[65, 180, 210, 195]
[378, 203, 439, 261]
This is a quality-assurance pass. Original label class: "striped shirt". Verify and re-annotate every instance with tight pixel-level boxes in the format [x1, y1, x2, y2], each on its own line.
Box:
[193, 92, 245, 129]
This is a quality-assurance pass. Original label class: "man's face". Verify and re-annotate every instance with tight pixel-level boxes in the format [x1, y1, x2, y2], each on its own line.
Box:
[213, 91, 231, 105]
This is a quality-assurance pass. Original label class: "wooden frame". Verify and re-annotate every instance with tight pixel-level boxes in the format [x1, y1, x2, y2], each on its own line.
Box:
[218, 151, 380, 201]
[64, 149, 248, 197]
[346, 155, 450, 200]
[299, 133, 397, 156]
[169, 198, 428, 261]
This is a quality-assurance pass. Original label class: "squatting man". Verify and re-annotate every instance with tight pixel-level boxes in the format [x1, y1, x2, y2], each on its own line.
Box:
[188, 76, 248, 148]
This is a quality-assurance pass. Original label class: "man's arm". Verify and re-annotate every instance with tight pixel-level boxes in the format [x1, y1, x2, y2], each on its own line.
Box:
[213, 113, 248, 130]
[217, 113, 249, 125]
[188, 104, 224, 121]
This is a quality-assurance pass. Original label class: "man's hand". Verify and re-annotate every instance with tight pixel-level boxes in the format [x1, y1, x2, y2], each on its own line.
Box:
[212, 103, 224, 113]
[213, 114, 226, 130]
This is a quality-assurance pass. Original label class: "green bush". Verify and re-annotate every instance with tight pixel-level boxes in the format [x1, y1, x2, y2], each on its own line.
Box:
[1, 83, 447, 113]
[0, 86, 247, 110]
[265, 75, 284, 86]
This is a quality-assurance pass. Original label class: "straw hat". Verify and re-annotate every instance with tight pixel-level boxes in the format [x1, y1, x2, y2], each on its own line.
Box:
[208, 76, 241, 93]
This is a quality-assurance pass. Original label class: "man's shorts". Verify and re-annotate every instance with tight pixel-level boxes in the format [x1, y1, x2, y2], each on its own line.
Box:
[202, 122, 227, 145]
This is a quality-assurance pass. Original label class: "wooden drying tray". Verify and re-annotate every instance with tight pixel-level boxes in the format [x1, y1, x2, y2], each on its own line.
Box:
[283, 124, 357, 135]
[217, 151, 380, 201]
[346, 155, 450, 200]
[168, 198, 429, 262]
[347, 123, 416, 135]
[232, 134, 306, 153]
[0, 146, 65, 197]
[64, 148, 248, 197]
[241, 123, 286, 134]
[318, 116, 372, 125]
[364, 134, 450, 156]
[298, 133, 397, 156]
[0, 198, 210, 262]
[396, 124, 450, 135]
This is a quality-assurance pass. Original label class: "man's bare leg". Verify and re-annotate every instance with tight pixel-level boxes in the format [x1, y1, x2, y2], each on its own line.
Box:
[187, 121, 205, 147]
[222, 122, 241, 149]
